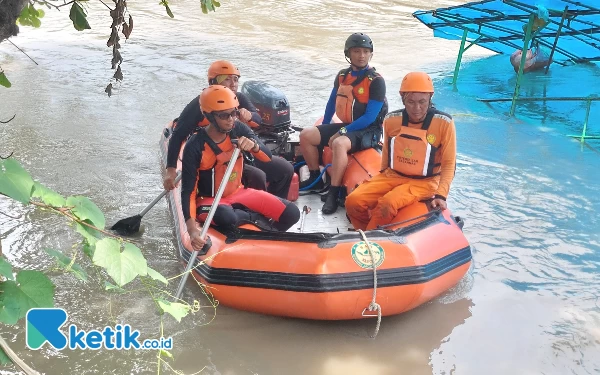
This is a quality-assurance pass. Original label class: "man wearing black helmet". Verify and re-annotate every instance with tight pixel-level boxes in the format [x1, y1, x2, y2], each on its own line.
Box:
[299, 32, 387, 215]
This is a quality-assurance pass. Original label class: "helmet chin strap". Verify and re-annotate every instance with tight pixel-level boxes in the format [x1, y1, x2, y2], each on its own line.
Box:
[207, 114, 233, 134]
[214, 123, 232, 134]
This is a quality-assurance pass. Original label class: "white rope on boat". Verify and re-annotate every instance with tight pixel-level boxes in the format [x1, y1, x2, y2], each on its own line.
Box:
[358, 229, 382, 338]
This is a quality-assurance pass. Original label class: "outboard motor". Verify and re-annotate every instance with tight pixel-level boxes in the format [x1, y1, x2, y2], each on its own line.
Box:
[241, 80, 298, 161]
[241, 81, 291, 132]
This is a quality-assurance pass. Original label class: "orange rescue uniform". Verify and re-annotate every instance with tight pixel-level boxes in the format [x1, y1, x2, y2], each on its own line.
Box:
[345, 108, 457, 230]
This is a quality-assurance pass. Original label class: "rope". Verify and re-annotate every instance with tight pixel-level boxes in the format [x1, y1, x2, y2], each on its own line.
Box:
[358, 229, 381, 338]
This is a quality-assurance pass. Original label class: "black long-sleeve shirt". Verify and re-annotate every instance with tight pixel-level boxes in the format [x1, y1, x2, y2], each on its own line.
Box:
[166, 91, 262, 169]
[181, 121, 272, 221]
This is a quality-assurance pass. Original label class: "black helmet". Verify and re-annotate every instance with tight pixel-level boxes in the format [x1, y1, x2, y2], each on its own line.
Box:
[344, 33, 373, 57]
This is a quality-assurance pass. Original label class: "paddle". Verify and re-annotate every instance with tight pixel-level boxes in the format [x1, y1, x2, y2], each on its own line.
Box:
[174, 145, 242, 300]
[110, 173, 182, 236]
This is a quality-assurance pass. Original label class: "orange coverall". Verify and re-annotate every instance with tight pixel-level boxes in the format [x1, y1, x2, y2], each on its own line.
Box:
[345, 108, 457, 230]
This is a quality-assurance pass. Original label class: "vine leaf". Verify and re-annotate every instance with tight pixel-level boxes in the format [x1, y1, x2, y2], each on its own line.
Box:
[157, 299, 190, 322]
[0, 347, 9, 365]
[0, 71, 10, 88]
[147, 267, 168, 285]
[66, 196, 105, 229]
[160, 0, 174, 18]
[0, 256, 14, 281]
[45, 249, 88, 282]
[0, 270, 55, 325]
[93, 239, 147, 287]
[0, 159, 34, 204]
[69, 2, 91, 31]
[31, 181, 66, 207]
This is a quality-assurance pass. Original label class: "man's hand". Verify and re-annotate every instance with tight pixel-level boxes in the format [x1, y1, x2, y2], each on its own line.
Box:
[189, 229, 208, 251]
[328, 133, 341, 148]
[163, 167, 178, 191]
[237, 136, 258, 152]
[431, 198, 447, 210]
[239, 108, 252, 123]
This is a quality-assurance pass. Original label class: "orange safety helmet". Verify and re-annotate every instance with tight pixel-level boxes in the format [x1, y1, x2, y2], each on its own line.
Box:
[200, 85, 239, 114]
[399, 72, 434, 94]
[207, 60, 241, 84]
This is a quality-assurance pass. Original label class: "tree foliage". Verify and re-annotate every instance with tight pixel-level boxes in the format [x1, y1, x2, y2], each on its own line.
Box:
[0, 158, 215, 370]
[1, 0, 223, 96]
[0, 1, 225, 370]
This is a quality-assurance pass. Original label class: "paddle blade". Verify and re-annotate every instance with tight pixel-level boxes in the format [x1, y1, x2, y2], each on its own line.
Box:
[110, 214, 142, 236]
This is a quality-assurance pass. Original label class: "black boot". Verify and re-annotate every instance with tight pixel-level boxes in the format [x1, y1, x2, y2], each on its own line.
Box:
[299, 169, 324, 191]
[322, 186, 340, 215]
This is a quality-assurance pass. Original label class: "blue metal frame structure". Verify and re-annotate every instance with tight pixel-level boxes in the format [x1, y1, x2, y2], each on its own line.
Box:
[413, 0, 600, 141]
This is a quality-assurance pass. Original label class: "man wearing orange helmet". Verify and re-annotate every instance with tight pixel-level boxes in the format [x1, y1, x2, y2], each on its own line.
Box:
[299, 33, 387, 215]
[345, 72, 457, 230]
[164, 60, 294, 200]
[181, 86, 300, 249]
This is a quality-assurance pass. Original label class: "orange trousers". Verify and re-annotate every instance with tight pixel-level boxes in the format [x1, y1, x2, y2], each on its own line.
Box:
[345, 169, 439, 230]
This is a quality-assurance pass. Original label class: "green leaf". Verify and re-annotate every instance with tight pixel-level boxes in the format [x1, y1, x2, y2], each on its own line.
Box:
[157, 299, 190, 323]
[104, 281, 126, 293]
[0, 71, 10, 88]
[0, 256, 14, 281]
[82, 240, 95, 258]
[0, 347, 10, 365]
[31, 181, 66, 207]
[0, 270, 55, 325]
[147, 267, 168, 285]
[66, 196, 105, 229]
[19, 6, 30, 20]
[159, 0, 174, 18]
[0, 159, 34, 204]
[31, 16, 41, 28]
[69, 2, 91, 31]
[18, 18, 32, 26]
[159, 349, 173, 359]
[201, 2, 207, 14]
[75, 222, 102, 247]
[36, 8, 45, 18]
[45, 249, 88, 282]
[212, 0, 221, 7]
[165, 4, 174, 18]
[93, 239, 147, 287]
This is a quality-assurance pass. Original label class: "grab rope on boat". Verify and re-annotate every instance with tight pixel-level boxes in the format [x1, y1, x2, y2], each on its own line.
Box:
[358, 229, 381, 338]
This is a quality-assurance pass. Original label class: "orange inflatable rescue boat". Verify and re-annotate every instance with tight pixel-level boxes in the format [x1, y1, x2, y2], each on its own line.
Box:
[160, 84, 472, 321]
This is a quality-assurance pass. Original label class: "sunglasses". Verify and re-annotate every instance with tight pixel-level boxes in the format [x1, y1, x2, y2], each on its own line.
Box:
[213, 109, 240, 120]
[224, 75, 239, 83]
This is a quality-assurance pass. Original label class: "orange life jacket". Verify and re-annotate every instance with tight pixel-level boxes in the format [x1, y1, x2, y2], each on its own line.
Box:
[335, 67, 382, 124]
[198, 117, 210, 127]
[387, 110, 440, 178]
[195, 130, 244, 199]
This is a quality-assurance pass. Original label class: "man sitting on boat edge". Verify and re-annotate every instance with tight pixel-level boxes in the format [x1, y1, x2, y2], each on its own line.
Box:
[163, 60, 294, 200]
[345, 72, 456, 231]
[181, 86, 300, 250]
[298, 32, 388, 215]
